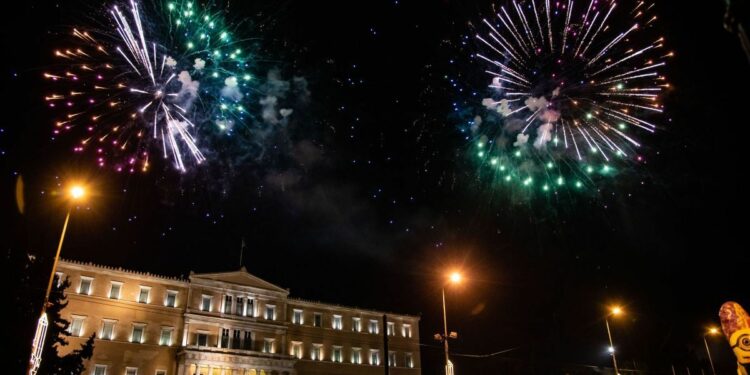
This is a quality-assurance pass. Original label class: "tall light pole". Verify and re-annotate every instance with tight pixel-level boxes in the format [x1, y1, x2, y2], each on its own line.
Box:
[703, 327, 720, 375]
[605, 306, 623, 375]
[440, 271, 462, 375]
[28, 183, 88, 375]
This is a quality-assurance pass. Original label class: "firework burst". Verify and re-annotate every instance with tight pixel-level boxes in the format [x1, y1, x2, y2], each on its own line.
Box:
[471, 0, 671, 192]
[45, 0, 256, 173]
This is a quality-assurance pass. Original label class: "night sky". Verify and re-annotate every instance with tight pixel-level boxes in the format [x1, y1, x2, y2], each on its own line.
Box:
[2, 0, 749, 374]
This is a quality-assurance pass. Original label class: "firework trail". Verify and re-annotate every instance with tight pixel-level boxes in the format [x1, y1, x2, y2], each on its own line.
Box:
[45, 0, 256, 173]
[472, 0, 671, 192]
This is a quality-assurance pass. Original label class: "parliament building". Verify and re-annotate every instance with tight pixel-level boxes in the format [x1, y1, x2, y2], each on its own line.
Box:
[54, 259, 421, 375]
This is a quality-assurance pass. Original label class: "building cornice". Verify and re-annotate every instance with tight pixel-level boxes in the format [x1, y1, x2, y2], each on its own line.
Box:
[288, 297, 421, 321]
[59, 258, 188, 287]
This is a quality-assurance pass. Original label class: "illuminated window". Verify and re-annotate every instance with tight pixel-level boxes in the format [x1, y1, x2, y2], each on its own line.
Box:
[369, 320, 379, 334]
[159, 328, 173, 346]
[224, 295, 233, 314]
[292, 309, 303, 324]
[389, 351, 397, 367]
[100, 320, 115, 340]
[236, 297, 244, 315]
[405, 352, 414, 368]
[108, 282, 122, 299]
[201, 295, 212, 312]
[387, 322, 395, 336]
[402, 324, 412, 338]
[232, 329, 242, 349]
[69, 315, 84, 337]
[247, 298, 255, 317]
[313, 312, 322, 327]
[291, 341, 303, 359]
[352, 317, 361, 332]
[265, 305, 276, 320]
[54, 272, 64, 287]
[332, 315, 342, 330]
[220, 328, 229, 348]
[93, 364, 106, 375]
[352, 347, 362, 364]
[165, 290, 177, 307]
[131, 324, 145, 343]
[196, 332, 208, 347]
[243, 331, 252, 350]
[263, 338, 275, 353]
[138, 286, 151, 304]
[370, 350, 380, 365]
[125, 367, 137, 375]
[311, 343, 323, 361]
[332, 346, 343, 363]
[79, 276, 93, 295]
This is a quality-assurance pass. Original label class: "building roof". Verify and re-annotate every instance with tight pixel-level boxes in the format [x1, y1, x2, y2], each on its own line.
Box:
[190, 267, 289, 295]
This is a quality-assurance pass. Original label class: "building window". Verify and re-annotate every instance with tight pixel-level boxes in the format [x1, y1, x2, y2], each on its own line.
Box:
[55, 272, 64, 287]
[387, 322, 395, 336]
[138, 286, 151, 304]
[243, 331, 252, 350]
[332, 346, 343, 363]
[93, 364, 106, 375]
[403, 324, 412, 338]
[405, 352, 414, 368]
[69, 316, 84, 337]
[236, 297, 244, 316]
[100, 320, 115, 340]
[201, 295, 212, 312]
[291, 341, 303, 359]
[311, 344, 323, 361]
[165, 290, 177, 308]
[155, 371, 166, 375]
[196, 332, 208, 347]
[263, 338, 275, 353]
[352, 347, 362, 364]
[220, 328, 230, 348]
[292, 309, 303, 324]
[108, 282, 122, 299]
[369, 320, 379, 334]
[159, 328, 173, 346]
[352, 317, 361, 332]
[313, 312, 322, 327]
[232, 329, 242, 349]
[247, 298, 255, 317]
[370, 350, 380, 365]
[78, 276, 93, 295]
[131, 324, 145, 343]
[332, 315, 343, 330]
[265, 305, 276, 320]
[389, 351, 397, 367]
[125, 368, 138, 375]
[223, 295, 233, 314]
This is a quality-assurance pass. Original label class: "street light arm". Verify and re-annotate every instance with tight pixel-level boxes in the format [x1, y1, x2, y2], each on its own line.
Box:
[42, 208, 71, 309]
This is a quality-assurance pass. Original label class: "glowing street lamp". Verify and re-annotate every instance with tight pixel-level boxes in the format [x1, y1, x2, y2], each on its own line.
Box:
[437, 271, 463, 375]
[28, 182, 89, 375]
[704, 326, 720, 375]
[605, 306, 623, 375]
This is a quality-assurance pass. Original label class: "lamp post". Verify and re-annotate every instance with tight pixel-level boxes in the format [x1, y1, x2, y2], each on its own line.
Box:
[704, 327, 720, 375]
[605, 306, 623, 375]
[28, 183, 87, 375]
[439, 272, 462, 375]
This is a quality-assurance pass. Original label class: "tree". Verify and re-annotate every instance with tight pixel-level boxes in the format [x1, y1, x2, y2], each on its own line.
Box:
[37, 277, 95, 375]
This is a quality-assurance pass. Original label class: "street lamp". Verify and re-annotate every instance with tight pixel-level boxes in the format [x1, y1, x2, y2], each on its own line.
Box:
[704, 327, 720, 375]
[605, 306, 623, 375]
[437, 271, 462, 375]
[28, 182, 88, 375]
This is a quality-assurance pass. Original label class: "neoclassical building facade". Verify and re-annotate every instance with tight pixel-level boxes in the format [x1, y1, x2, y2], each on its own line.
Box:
[55, 259, 421, 375]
